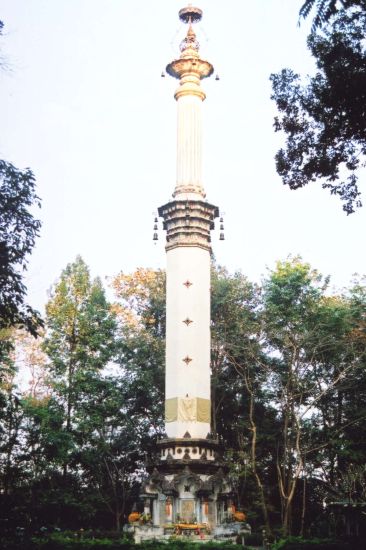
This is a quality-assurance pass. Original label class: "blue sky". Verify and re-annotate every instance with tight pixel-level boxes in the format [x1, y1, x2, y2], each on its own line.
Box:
[1, 0, 365, 312]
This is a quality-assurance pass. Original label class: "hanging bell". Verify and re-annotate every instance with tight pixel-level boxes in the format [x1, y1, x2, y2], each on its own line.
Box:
[153, 233, 158, 241]
[215, 74, 220, 81]
[154, 217, 158, 223]
[219, 233, 225, 241]
[220, 216, 223, 223]
[220, 223, 224, 230]
[161, 71, 165, 78]
[153, 224, 158, 230]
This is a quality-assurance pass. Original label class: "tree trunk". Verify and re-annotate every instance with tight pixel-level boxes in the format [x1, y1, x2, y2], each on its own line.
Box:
[115, 508, 121, 531]
[230, 356, 272, 536]
[300, 474, 306, 537]
[4, 394, 21, 496]
[246, 371, 271, 536]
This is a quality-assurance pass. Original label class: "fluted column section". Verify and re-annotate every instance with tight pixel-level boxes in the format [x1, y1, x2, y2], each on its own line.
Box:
[175, 94, 204, 199]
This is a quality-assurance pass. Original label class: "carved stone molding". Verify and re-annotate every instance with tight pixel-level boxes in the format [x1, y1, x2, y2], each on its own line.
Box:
[158, 200, 219, 252]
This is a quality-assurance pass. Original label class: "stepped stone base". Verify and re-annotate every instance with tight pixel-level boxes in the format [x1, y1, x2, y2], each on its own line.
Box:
[130, 437, 250, 543]
[127, 522, 251, 544]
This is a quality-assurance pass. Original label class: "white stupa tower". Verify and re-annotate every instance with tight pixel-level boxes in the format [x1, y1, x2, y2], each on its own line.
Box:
[158, 5, 218, 441]
[133, 6, 250, 542]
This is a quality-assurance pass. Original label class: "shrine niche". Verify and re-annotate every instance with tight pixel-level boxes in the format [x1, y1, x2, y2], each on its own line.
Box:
[181, 499, 195, 522]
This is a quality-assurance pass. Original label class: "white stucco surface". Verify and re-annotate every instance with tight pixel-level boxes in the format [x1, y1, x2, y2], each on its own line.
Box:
[165, 419, 211, 439]
[165, 245, 211, 438]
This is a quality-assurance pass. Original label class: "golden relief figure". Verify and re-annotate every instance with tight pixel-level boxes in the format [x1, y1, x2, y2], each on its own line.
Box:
[165, 397, 210, 423]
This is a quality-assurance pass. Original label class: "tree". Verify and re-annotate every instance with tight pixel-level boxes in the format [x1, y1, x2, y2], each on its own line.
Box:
[1, 258, 142, 532]
[75, 376, 143, 530]
[0, 160, 42, 348]
[210, 266, 278, 533]
[2, 258, 363, 536]
[0, 384, 23, 499]
[258, 259, 366, 535]
[271, 7, 366, 213]
[0, 19, 42, 368]
[43, 256, 117, 476]
[299, 0, 366, 30]
[210, 266, 260, 438]
[111, 268, 166, 443]
[220, 258, 366, 536]
[21, 257, 136, 530]
[0, 33, 43, 512]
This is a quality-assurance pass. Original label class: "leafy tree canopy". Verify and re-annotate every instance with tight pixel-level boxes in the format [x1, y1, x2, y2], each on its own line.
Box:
[271, 7, 366, 213]
[0, 161, 42, 349]
[299, 0, 366, 30]
[1, 259, 366, 537]
[0, 20, 42, 365]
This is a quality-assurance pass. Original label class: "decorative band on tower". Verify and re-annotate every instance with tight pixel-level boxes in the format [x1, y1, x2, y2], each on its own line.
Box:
[158, 200, 219, 252]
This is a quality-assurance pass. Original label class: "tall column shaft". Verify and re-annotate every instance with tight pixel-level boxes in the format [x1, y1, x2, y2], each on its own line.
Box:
[175, 94, 203, 199]
[159, 12, 218, 441]
[138, 9, 239, 541]
[165, 246, 211, 438]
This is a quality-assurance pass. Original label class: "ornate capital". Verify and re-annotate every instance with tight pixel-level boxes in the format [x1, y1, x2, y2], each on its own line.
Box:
[158, 199, 219, 252]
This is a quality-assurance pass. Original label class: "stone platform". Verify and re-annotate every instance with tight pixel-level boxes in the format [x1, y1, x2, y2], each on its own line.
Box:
[127, 521, 251, 544]
[130, 436, 250, 543]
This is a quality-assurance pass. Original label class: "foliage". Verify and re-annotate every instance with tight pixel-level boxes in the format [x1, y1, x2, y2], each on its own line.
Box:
[0, 160, 42, 359]
[0, 29, 43, 503]
[210, 265, 260, 440]
[44, 256, 117, 435]
[271, 8, 366, 213]
[0, 532, 246, 550]
[41, 257, 141, 530]
[30, 531, 133, 550]
[243, 532, 264, 545]
[1, 259, 366, 539]
[224, 258, 366, 536]
[271, 537, 351, 550]
[111, 268, 166, 441]
[299, 0, 365, 30]
[109, 262, 366, 537]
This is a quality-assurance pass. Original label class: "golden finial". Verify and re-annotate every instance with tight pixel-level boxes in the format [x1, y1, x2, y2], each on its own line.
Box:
[180, 23, 200, 55]
[178, 5, 203, 24]
[166, 5, 213, 84]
